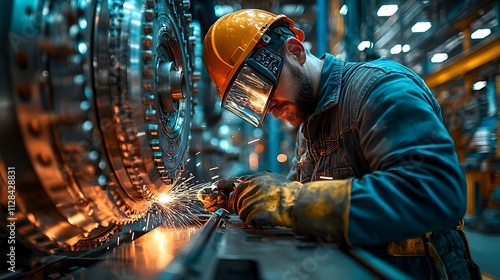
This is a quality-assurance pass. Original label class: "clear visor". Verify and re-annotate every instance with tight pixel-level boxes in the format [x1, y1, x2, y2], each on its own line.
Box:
[223, 66, 274, 127]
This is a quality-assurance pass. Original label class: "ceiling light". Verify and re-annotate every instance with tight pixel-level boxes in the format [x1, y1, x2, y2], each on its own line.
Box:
[377, 4, 398, 17]
[339, 4, 348, 16]
[411, 21, 432, 33]
[471, 29, 491, 39]
[473, 81, 487, 91]
[357, 41, 373, 51]
[431, 53, 448, 63]
[214, 5, 234, 17]
[390, 44, 402, 54]
[402, 44, 411, 52]
[339, 5, 349, 16]
[282, 4, 305, 16]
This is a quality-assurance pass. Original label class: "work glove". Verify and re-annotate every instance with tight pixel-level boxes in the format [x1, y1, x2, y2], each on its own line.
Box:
[197, 172, 353, 246]
[197, 177, 241, 213]
[293, 179, 352, 246]
[232, 173, 353, 246]
[229, 171, 303, 228]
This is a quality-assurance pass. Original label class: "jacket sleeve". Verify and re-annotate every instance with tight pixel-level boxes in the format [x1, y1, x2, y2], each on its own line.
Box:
[346, 70, 467, 245]
[292, 69, 466, 246]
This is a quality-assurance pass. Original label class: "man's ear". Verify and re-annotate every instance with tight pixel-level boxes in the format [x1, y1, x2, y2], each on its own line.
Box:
[284, 37, 306, 64]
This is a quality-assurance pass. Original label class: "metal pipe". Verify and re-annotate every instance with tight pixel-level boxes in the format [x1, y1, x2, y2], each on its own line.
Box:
[156, 209, 227, 280]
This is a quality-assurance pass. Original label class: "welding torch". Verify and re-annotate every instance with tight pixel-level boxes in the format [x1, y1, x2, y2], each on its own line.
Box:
[197, 176, 246, 213]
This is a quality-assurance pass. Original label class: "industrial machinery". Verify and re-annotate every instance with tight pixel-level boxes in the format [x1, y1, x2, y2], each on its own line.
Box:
[1, 0, 197, 269]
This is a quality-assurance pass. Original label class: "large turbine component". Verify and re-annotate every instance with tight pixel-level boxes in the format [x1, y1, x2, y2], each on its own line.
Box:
[0, 0, 196, 253]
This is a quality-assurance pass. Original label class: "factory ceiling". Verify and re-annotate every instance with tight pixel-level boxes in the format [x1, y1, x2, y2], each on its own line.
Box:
[210, 0, 499, 79]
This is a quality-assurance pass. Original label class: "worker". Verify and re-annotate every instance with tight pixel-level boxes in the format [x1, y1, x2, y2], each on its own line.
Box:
[198, 9, 481, 279]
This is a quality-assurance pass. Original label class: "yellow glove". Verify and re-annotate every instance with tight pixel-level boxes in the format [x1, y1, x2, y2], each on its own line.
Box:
[229, 171, 302, 228]
[293, 179, 352, 246]
[231, 173, 353, 246]
[197, 177, 239, 213]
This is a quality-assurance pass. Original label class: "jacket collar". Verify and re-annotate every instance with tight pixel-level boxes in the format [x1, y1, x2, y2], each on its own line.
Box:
[309, 53, 345, 121]
[300, 54, 345, 137]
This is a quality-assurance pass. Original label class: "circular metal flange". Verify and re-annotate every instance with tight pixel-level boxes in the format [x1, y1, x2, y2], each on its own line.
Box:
[93, 0, 194, 201]
[1, 0, 195, 253]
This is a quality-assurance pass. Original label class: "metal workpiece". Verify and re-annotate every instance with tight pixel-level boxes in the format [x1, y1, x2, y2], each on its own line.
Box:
[157, 209, 228, 280]
[1, 0, 197, 254]
[61, 213, 412, 280]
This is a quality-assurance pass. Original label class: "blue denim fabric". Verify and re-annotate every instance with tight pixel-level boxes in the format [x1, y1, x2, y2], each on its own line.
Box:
[287, 54, 471, 278]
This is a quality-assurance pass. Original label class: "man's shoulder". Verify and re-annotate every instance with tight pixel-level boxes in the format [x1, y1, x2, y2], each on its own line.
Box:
[353, 58, 417, 77]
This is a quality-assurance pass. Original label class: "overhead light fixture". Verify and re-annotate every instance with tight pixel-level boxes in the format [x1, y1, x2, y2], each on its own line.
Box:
[282, 4, 305, 16]
[411, 21, 432, 33]
[390, 44, 402, 54]
[471, 28, 491, 39]
[431, 53, 448, 63]
[402, 44, 411, 52]
[377, 4, 398, 17]
[339, 4, 348, 16]
[214, 5, 234, 17]
[473, 81, 487, 91]
[357, 41, 373, 51]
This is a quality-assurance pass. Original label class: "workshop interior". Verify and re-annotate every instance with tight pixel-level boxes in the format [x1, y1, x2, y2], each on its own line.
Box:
[1, 0, 499, 279]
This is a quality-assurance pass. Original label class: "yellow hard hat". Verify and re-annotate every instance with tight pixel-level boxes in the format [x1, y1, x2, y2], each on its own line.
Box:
[203, 9, 304, 99]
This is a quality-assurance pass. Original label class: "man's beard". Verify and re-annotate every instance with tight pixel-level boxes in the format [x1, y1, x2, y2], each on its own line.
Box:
[286, 59, 315, 124]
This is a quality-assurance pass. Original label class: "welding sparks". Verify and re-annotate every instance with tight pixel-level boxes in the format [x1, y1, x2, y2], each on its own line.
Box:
[209, 166, 219, 171]
[247, 138, 260, 144]
[211, 175, 220, 180]
[184, 175, 195, 183]
[319, 175, 333, 180]
[146, 176, 214, 231]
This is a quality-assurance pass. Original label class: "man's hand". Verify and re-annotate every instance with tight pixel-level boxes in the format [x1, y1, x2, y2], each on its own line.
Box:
[197, 177, 240, 212]
[229, 171, 303, 228]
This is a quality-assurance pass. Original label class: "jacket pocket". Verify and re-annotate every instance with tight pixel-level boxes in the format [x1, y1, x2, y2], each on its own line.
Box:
[319, 167, 355, 180]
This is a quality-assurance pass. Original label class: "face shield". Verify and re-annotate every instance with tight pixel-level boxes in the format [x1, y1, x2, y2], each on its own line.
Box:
[221, 26, 294, 127]
[221, 47, 283, 127]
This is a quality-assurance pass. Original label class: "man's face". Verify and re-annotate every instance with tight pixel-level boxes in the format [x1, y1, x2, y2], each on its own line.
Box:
[267, 57, 315, 127]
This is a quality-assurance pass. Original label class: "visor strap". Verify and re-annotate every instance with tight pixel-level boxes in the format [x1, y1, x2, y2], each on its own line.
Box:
[259, 26, 293, 51]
